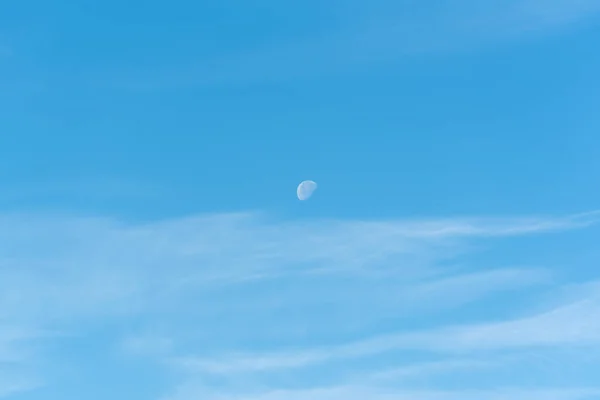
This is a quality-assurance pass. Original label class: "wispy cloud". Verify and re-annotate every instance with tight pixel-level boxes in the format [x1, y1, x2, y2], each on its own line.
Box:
[0, 379, 40, 399]
[0, 209, 598, 398]
[163, 385, 600, 400]
[169, 278, 600, 375]
[0, 326, 43, 397]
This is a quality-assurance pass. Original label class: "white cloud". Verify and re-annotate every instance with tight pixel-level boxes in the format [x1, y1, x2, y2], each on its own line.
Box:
[171, 279, 600, 376]
[0, 209, 598, 398]
[0, 327, 43, 397]
[170, 266, 554, 375]
[163, 384, 600, 400]
[0, 379, 40, 399]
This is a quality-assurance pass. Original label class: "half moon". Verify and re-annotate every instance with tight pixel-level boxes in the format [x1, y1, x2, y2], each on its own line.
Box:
[297, 180, 317, 200]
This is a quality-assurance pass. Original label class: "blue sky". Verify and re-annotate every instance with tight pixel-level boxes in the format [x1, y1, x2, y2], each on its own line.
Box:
[1, 0, 600, 399]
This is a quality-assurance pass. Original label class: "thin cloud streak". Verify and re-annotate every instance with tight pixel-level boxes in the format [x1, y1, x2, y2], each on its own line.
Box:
[171, 267, 553, 374]
[0, 209, 597, 398]
[163, 384, 600, 400]
[0, 208, 595, 324]
[184, 279, 600, 374]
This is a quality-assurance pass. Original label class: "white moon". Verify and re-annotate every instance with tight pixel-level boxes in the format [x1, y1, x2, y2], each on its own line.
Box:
[297, 180, 317, 200]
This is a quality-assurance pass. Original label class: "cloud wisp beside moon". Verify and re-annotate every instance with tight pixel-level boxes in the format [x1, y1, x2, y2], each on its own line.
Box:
[297, 180, 317, 200]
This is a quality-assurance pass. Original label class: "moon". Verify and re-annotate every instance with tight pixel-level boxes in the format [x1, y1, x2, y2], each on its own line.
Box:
[297, 180, 317, 200]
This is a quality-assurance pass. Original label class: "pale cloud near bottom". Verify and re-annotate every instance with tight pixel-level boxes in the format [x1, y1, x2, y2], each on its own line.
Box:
[0, 209, 599, 398]
[177, 284, 600, 373]
[164, 386, 600, 400]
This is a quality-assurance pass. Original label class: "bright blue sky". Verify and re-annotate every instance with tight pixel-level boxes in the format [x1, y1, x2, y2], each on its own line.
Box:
[1, 1, 600, 399]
